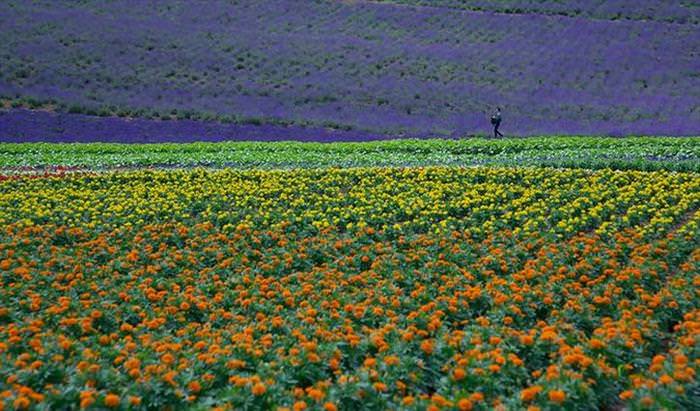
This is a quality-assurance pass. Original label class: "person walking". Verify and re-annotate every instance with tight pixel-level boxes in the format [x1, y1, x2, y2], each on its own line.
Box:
[491, 107, 503, 138]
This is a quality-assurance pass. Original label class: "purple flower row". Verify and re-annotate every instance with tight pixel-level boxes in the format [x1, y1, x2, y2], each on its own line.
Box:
[373, 0, 699, 23]
[0, 109, 393, 143]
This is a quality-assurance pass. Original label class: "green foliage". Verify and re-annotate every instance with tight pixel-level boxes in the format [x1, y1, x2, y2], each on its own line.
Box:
[0, 137, 698, 171]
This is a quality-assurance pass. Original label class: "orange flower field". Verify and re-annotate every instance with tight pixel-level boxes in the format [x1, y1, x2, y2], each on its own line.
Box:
[0, 167, 698, 410]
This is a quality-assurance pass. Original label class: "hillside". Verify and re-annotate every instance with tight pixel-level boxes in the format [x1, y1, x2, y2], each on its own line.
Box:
[1, 0, 698, 141]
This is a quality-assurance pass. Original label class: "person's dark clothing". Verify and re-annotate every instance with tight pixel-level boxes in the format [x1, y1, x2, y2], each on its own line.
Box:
[491, 112, 503, 138]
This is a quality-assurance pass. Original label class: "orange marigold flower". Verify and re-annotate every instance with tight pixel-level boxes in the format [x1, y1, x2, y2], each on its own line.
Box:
[674, 354, 688, 365]
[293, 401, 307, 411]
[188, 381, 201, 393]
[308, 388, 324, 401]
[384, 355, 400, 366]
[619, 390, 634, 400]
[13, 397, 31, 410]
[659, 374, 673, 385]
[104, 394, 120, 408]
[520, 385, 542, 402]
[681, 336, 694, 347]
[163, 371, 178, 386]
[652, 355, 665, 364]
[469, 392, 484, 402]
[548, 390, 566, 404]
[457, 398, 473, 411]
[453, 367, 466, 380]
[520, 335, 534, 345]
[252, 383, 266, 396]
[589, 338, 605, 349]
[420, 339, 434, 355]
[540, 330, 557, 341]
[373, 382, 387, 392]
[80, 396, 95, 409]
[323, 403, 337, 411]
[227, 359, 246, 369]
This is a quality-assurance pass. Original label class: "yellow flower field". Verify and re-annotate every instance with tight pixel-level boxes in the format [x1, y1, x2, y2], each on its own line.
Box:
[0, 166, 698, 410]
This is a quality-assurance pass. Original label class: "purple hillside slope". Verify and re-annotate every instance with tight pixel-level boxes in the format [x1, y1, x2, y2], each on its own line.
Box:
[0, 0, 698, 141]
[0, 109, 391, 143]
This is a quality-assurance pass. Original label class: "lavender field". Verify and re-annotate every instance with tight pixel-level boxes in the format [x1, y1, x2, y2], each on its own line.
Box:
[0, 0, 698, 141]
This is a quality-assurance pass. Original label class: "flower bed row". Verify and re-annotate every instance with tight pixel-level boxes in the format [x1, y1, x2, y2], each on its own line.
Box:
[1, 137, 699, 172]
[0, 166, 698, 409]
